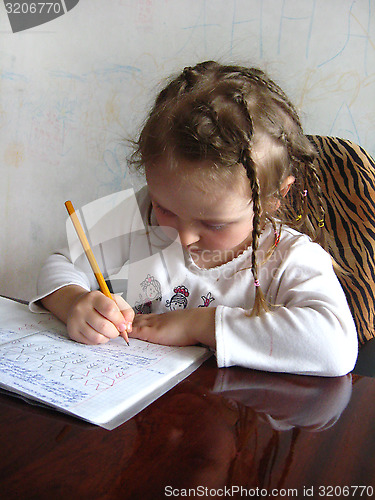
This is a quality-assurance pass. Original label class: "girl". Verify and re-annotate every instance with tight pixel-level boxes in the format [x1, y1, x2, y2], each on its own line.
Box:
[30, 61, 358, 376]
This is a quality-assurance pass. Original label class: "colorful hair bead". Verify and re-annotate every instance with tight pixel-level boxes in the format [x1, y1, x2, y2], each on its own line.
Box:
[274, 230, 280, 247]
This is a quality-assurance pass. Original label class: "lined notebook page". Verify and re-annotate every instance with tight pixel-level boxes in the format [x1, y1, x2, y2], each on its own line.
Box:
[0, 297, 211, 429]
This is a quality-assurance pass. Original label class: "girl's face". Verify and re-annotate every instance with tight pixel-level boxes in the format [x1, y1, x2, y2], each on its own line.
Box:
[146, 160, 254, 269]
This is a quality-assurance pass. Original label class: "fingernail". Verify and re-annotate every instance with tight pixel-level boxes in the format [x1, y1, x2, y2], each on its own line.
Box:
[118, 323, 127, 333]
[126, 322, 133, 332]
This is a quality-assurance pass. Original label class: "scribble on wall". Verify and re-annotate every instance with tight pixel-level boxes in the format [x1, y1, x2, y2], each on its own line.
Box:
[1, 0, 374, 300]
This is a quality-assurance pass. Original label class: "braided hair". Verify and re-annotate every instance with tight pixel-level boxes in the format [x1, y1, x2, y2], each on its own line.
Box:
[131, 61, 326, 315]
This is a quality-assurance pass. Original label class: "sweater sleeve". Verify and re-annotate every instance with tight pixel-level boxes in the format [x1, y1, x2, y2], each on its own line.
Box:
[29, 187, 150, 312]
[29, 249, 93, 312]
[215, 240, 358, 377]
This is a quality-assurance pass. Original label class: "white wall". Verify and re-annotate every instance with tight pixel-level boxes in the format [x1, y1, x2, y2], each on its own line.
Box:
[1, 0, 374, 300]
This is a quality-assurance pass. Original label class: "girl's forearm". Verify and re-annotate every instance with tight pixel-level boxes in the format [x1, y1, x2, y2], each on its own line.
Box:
[40, 285, 89, 324]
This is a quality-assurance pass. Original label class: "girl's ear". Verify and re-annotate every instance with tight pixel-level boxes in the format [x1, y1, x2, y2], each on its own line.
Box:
[280, 175, 295, 197]
[267, 175, 296, 213]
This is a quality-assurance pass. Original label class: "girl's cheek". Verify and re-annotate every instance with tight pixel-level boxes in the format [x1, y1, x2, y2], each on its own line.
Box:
[211, 227, 251, 249]
[156, 214, 169, 226]
[204, 232, 234, 249]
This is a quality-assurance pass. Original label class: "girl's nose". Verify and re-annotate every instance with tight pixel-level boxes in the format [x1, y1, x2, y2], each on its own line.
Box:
[177, 220, 200, 248]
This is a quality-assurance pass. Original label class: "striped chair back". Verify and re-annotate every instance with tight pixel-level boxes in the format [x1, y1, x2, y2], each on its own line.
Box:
[301, 136, 375, 344]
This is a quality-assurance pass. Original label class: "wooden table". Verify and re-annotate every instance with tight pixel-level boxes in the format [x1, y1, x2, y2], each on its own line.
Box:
[0, 357, 374, 499]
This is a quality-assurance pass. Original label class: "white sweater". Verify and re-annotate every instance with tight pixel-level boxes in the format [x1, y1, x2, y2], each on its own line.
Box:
[30, 187, 358, 376]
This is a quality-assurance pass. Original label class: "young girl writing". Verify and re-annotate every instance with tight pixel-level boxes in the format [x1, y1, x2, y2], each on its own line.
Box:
[30, 61, 358, 376]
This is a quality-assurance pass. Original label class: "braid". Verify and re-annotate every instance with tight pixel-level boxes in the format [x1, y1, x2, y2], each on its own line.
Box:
[265, 116, 328, 249]
[231, 66, 303, 130]
[177, 61, 219, 94]
[245, 151, 270, 316]
[233, 91, 270, 316]
[306, 160, 326, 246]
[180, 65, 200, 93]
[279, 131, 326, 246]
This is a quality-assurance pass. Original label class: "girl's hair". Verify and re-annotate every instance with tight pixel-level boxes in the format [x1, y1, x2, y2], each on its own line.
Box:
[130, 61, 326, 315]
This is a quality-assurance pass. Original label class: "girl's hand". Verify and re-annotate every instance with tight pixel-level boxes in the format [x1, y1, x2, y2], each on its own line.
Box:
[131, 307, 216, 348]
[67, 290, 135, 345]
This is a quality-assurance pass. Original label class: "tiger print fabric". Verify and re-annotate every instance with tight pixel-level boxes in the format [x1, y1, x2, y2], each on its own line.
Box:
[303, 136, 375, 344]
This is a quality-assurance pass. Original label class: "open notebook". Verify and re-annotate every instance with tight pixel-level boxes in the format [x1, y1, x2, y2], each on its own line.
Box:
[0, 297, 211, 429]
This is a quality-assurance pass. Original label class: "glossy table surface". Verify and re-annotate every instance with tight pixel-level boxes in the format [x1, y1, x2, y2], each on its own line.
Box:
[0, 356, 374, 500]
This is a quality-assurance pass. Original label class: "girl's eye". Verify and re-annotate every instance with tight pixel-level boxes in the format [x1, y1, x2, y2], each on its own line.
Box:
[203, 223, 226, 231]
[154, 203, 174, 217]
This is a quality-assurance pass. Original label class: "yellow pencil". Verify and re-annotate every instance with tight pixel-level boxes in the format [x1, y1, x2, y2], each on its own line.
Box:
[65, 200, 129, 345]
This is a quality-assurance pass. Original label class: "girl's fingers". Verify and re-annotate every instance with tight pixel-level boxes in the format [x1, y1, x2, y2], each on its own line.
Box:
[68, 321, 112, 345]
[113, 294, 135, 336]
[85, 312, 121, 340]
[67, 291, 135, 345]
[113, 295, 135, 322]
[75, 327, 112, 345]
[91, 292, 131, 334]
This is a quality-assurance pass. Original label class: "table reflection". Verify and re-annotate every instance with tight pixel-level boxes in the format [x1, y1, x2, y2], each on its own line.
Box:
[119, 370, 351, 497]
[212, 368, 352, 431]
[0, 364, 356, 499]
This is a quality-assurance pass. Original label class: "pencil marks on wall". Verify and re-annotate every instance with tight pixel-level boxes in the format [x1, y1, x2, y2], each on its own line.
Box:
[0, 0, 374, 299]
